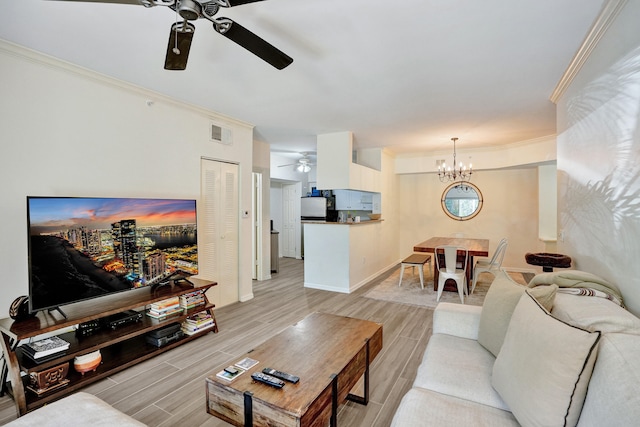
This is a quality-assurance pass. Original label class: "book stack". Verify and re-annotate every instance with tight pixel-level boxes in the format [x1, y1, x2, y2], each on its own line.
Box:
[181, 312, 215, 335]
[147, 297, 184, 320]
[22, 336, 70, 363]
[179, 290, 206, 310]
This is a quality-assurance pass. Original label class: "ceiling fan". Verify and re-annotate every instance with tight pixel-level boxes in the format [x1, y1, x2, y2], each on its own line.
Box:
[54, 0, 293, 71]
[278, 152, 315, 172]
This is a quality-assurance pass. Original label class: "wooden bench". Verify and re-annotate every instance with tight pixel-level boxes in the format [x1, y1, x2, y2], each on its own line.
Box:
[398, 253, 432, 289]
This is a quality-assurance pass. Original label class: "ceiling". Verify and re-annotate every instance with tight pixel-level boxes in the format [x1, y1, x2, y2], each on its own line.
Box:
[0, 0, 606, 155]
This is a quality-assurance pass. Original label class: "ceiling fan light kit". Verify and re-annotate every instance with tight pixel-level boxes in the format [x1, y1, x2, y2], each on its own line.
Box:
[296, 163, 311, 173]
[277, 152, 315, 173]
[60, 0, 293, 71]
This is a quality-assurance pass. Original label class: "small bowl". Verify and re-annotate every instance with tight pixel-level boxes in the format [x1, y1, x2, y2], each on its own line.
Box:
[368, 214, 381, 220]
[74, 350, 101, 375]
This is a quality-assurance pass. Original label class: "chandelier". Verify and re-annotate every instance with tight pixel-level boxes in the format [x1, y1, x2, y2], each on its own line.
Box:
[437, 137, 472, 183]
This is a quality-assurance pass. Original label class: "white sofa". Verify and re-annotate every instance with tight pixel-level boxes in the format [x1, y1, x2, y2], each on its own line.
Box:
[392, 270, 640, 427]
[5, 392, 145, 426]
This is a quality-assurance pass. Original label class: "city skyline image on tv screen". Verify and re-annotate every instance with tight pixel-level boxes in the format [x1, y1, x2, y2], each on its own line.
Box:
[27, 197, 198, 313]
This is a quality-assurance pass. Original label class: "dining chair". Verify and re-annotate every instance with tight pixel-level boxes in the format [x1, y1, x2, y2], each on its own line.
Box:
[471, 238, 508, 294]
[435, 245, 468, 304]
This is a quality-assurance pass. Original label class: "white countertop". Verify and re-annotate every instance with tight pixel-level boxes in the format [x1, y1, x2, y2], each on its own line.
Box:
[303, 219, 383, 225]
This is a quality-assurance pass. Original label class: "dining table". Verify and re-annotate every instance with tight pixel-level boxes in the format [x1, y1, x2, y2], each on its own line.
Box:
[413, 236, 490, 292]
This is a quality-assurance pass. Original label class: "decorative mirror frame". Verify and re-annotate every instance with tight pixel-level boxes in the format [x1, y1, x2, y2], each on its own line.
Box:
[441, 182, 483, 221]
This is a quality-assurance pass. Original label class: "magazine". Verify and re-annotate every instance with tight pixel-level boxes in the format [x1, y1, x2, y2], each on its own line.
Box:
[234, 357, 259, 370]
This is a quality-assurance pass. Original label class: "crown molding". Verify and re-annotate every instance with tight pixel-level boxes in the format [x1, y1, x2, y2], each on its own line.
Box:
[0, 38, 253, 129]
[550, 0, 628, 104]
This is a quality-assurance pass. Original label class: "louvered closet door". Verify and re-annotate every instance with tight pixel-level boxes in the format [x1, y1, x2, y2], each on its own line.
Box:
[200, 158, 239, 307]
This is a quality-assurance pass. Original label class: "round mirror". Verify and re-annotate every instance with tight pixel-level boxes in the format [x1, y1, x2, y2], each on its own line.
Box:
[441, 182, 483, 221]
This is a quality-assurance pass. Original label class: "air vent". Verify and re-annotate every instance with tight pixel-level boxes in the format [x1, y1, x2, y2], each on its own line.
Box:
[211, 123, 233, 145]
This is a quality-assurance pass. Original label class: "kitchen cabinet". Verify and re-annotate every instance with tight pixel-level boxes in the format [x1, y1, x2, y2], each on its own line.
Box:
[316, 132, 381, 192]
[334, 190, 374, 211]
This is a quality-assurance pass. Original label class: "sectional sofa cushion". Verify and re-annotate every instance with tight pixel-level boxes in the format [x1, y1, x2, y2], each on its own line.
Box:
[577, 333, 640, 426]
[5, 392, 145, 426]
[391, 387, 519, 427]
[414, 333, 508, 411]
[492, 292, 601, 427]
[432, 302, 482, 340]
[477, 271, 556, 356]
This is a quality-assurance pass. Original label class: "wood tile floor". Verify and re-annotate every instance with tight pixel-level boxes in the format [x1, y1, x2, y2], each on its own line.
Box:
[0, 258, 434, 426]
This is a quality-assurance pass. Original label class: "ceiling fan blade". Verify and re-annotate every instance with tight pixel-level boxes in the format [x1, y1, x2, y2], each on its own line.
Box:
[164, 22, 196, 70]
[213, 18, 293, 70]
[48, 0, 144, 4]
[222, 0, 267, 6]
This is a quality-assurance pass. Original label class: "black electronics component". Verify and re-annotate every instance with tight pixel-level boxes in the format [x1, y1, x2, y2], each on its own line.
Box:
[76, 319, 102, 337]
[251, 372, 285, 388]
[262, 368, 300, 384]
[105, 310, 143, 330]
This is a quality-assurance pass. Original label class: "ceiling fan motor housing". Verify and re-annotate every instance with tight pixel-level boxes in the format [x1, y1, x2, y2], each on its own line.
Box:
[115, 0, 293, 70]
[178, 0, 201, 20]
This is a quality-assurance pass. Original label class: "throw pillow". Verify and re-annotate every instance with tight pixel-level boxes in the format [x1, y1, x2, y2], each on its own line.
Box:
[529, 283, 558, 311]
[477, 271, 556, 356]
[492, 291, 601, 427]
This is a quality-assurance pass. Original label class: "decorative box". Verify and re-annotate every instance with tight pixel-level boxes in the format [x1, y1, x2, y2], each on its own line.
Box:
[28, 362, 70, 395]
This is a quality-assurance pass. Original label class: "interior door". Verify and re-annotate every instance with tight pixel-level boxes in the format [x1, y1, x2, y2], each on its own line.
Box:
[252, 172, 263, 280]
[281, 183, 298, 258]
[200, 158, 239, 307]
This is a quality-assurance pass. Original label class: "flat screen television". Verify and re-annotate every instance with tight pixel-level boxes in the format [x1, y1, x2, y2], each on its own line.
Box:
[27, 196, 198, 315]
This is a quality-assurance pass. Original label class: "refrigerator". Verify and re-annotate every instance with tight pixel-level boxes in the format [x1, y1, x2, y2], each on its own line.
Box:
[301, 197, 327, 220]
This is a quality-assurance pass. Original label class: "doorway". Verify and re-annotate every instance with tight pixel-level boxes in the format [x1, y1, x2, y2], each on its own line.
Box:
[200, 158, 239, 307]
[252, 172, 263, 280]
[281, 183, 301, 258]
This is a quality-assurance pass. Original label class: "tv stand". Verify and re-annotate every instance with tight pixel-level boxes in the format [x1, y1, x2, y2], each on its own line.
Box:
[0, 278, 217, 417]
[47, 306, 67, 320]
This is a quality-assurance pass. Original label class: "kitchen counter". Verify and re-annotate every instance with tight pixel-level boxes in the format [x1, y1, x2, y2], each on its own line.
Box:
[302, 219, 383, 225]
[303, 221, 387, 293]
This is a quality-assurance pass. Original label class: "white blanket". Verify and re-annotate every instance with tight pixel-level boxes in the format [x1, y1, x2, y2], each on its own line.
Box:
[528, 270, 623, 306]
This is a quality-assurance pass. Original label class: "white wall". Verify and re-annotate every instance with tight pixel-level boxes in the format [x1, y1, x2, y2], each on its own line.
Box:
[556, 0, 640, 315]
[395, 136, 557, 174]
[538, 164, 558, 242]
[0, 41, 255, 317]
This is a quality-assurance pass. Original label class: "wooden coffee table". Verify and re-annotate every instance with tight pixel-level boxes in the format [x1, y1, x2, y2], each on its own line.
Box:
[206, 312, 383, 427]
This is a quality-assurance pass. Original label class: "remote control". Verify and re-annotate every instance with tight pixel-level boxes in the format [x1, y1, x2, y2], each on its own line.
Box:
[262, 368, 300, 384]
[251, 372, 285, 388]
